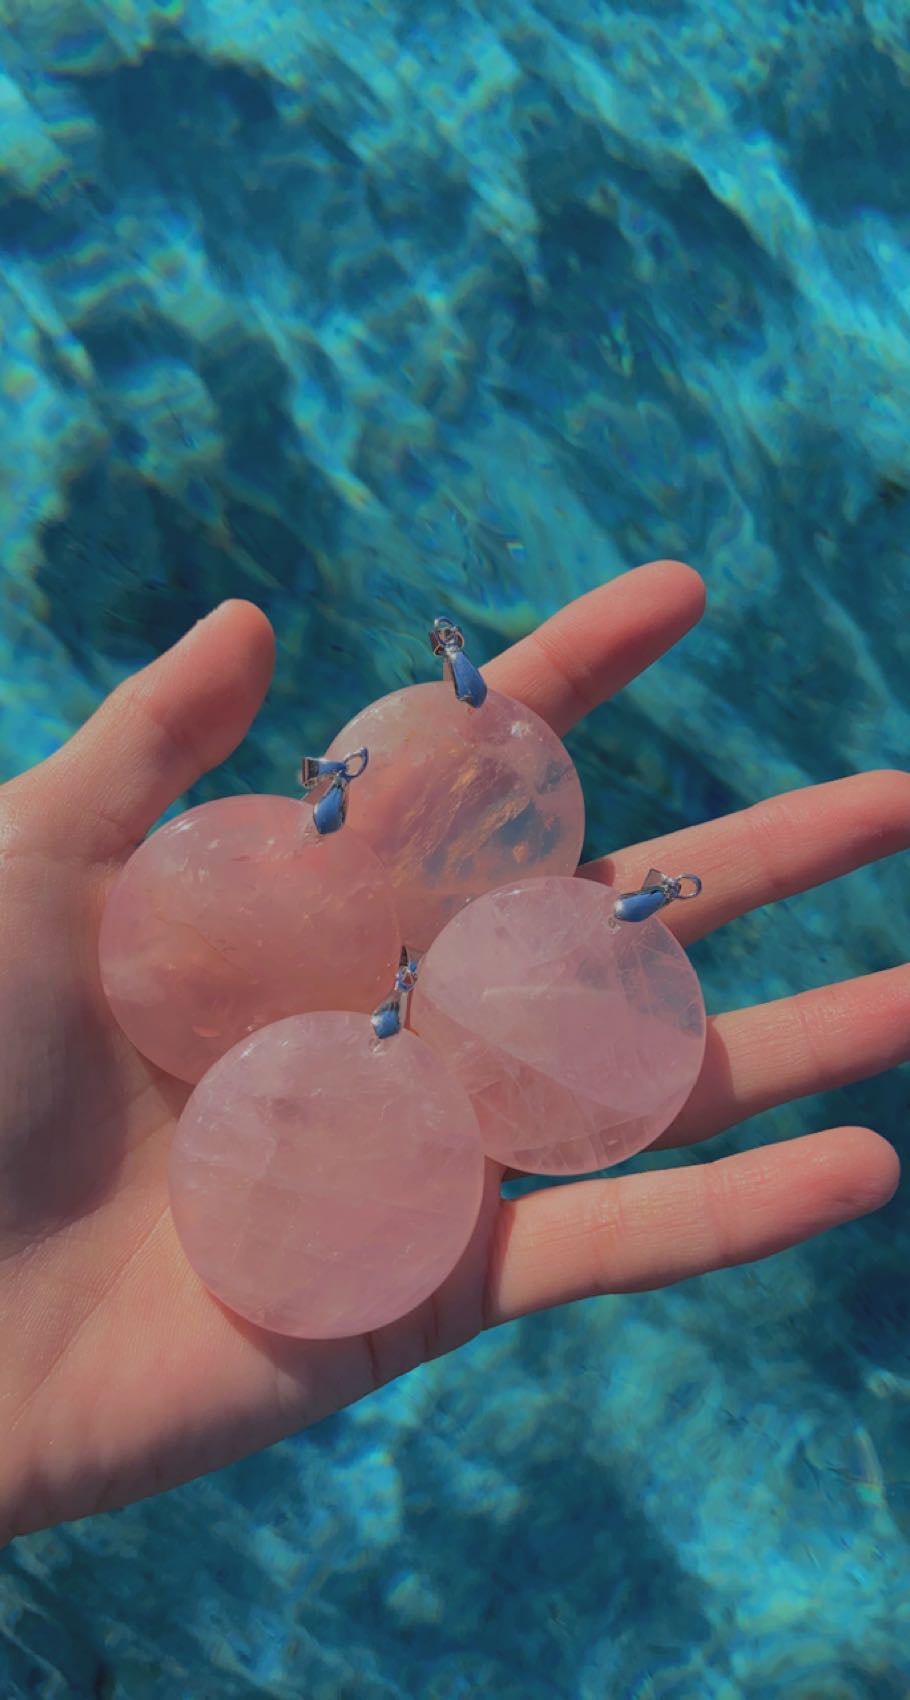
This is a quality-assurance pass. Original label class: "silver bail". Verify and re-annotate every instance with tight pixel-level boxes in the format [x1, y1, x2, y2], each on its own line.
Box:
[429, 615, 487, 709]
[371, 947, 421, 1040]
[300, 747, 369, 836]
[613, 868, 702, 924]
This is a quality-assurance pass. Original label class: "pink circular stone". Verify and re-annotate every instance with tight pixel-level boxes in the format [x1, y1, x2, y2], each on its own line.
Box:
[325, 682, 585, 952]
[99, 795, 401, 1084]
[409, 875, 706, 1175]
[169, 1011, 485, 1338]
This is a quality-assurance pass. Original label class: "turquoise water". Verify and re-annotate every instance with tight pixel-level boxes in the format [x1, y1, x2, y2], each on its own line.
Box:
[1, 1, 909, 1694]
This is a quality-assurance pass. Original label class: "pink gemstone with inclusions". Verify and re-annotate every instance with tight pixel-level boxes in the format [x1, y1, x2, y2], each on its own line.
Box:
[169, 1011, 485, 1338]
[325, 682, 585, 952]
[99, 794, 401, 1084]
[409, 875, 706, 1176]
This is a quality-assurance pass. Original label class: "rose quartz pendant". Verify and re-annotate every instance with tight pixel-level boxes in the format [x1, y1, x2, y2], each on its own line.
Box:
[169, 1010, 485, 1338]
[325, 682, 585, 951]
[99, 795, 401, 1084]
[409, 875, 706, 1175]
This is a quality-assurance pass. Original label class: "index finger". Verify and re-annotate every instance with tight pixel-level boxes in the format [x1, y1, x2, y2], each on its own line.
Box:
[483, 559, 705, 737]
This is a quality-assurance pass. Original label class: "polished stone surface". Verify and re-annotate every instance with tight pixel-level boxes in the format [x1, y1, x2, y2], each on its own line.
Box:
[100, 795, 401, 1083]
[410, 875, 706, 1174]
[4, 4, 908, 1691]
[326, 683, 585, 951]
[169, 1011, 485, 1338]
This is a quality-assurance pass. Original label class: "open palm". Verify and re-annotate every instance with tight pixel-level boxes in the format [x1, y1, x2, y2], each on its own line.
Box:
[1, 562, 906, 1541]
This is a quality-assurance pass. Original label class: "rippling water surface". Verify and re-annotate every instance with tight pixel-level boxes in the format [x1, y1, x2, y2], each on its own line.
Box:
[1, 2, 908, 1694]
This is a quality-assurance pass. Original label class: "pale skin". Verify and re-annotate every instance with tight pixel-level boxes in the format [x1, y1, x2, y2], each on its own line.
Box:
[1, 560, 907, 1542]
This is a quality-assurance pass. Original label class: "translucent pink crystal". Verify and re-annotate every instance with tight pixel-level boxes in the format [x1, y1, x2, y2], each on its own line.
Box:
[326, 682, 585, 952]
[99, 795, 401, 1084]
[169, 1011, 485, 1338]
[409, 875, 706, 1175]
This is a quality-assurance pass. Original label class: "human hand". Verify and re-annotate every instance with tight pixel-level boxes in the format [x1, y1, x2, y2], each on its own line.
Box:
[1, 562, 905, 1538]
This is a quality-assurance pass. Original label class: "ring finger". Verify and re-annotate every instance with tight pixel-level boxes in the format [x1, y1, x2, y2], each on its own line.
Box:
[582, 768, 910, 945]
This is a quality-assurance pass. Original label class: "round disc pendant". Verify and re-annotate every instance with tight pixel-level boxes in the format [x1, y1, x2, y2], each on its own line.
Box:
[325, 683, 585, 952]
[169, 1011, 485, 1338]
[409, 875, 706, 1175]
[99, 795, 401, 1084]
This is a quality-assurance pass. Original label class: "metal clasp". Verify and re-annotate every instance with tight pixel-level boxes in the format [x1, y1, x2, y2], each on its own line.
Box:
[371, 947, 421, 1040]
[300, 747, 369, 835]
[612, 868, 702, 924]
[429, 614, 487, 709]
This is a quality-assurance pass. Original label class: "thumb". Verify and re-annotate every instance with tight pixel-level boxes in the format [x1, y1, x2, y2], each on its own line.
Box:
[24, 600, 276, 860]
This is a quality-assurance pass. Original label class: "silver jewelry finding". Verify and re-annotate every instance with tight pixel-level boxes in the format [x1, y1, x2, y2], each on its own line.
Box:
[300, 747, 369, 835]
[429, 615, 487, 709]
[372, 948, 421, 1040]
[613, 868, 703, 924]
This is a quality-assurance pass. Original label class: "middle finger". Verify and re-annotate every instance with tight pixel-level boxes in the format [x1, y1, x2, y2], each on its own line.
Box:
[580, 769, 910, 945]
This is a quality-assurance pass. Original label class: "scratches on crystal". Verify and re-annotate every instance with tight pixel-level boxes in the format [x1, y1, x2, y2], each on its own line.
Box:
[169, 1013, 485, 1338]
[99, 793, 401, 1083]
[325, 683, 585, 951]
[411, 875, 706, 1175]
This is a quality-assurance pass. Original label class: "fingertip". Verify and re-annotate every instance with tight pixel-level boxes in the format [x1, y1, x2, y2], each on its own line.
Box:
[672, 559, 707, 618]
[36, 598, 279, 858]
[206, 597, 273, 633]
[859, 768, 910, 848]
[852, 1126, 901, 1207]
[164, 597, 276, 709]
[637, 558, 706, 620]
[814, 1124, 901, 1215]
[199, 599, 276, 674]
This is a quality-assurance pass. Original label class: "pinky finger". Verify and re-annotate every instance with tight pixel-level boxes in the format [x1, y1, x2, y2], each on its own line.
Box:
[485, 1126, 899, 1326]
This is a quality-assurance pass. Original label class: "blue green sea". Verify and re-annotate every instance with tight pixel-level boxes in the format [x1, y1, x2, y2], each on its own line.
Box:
[1, 1, 908, 1694]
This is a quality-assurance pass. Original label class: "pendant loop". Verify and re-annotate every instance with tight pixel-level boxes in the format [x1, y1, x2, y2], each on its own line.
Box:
[372, 947, 421, 1040]
[613, 869, 703, 923]
[429, 616, 464, 656]
[429, 615, 488, 709]
[300, 747, 370, 836]
[300, 747, 369, 790]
